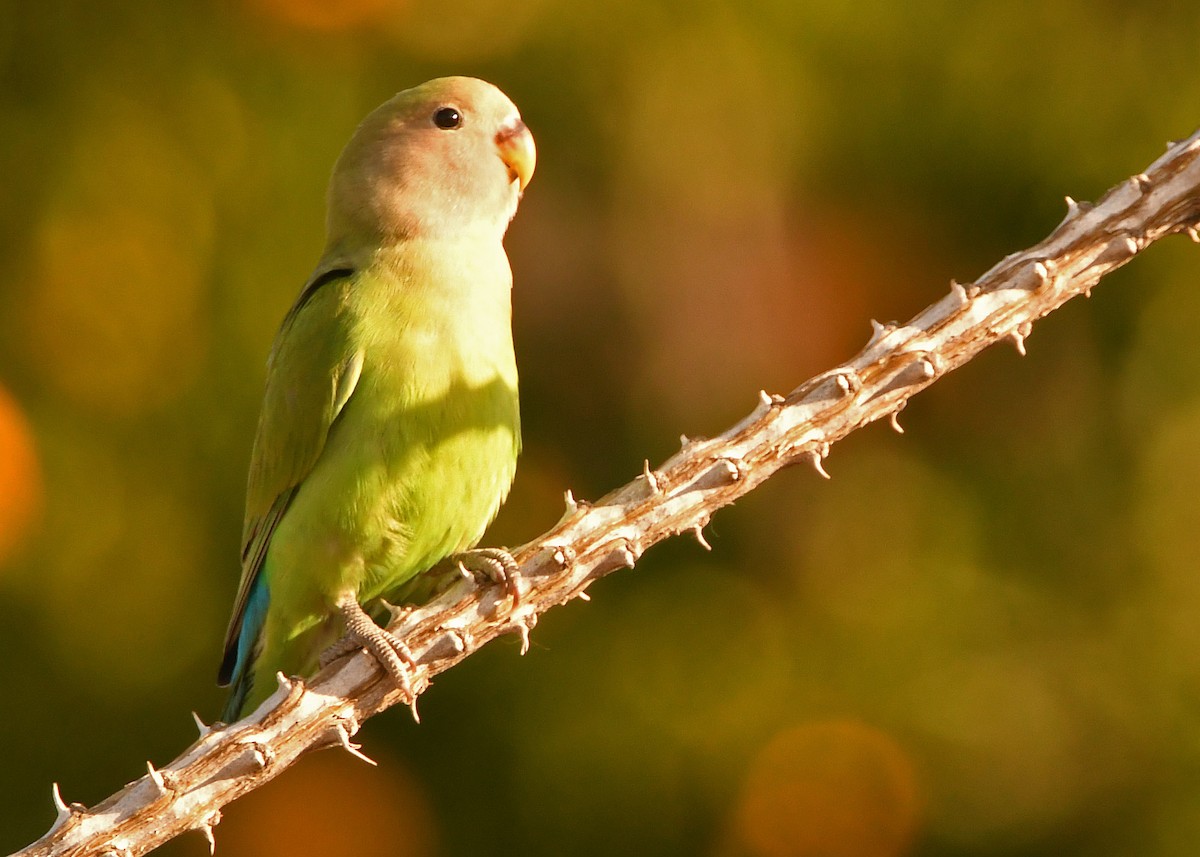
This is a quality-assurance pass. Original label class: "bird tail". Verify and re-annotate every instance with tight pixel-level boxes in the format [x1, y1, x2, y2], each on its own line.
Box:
[218, 576, 270, 722]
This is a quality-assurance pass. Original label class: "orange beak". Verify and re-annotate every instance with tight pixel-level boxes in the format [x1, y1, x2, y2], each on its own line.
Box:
[496, 119, 536, 192]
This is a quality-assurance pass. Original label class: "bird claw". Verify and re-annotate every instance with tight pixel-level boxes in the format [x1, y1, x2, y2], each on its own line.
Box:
[318, 635, 361, 669]
[327, 598, 417, 699]
[452, 547, 522, 607]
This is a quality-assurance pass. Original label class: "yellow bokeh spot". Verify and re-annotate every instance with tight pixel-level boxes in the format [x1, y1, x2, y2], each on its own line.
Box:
[897, 653, 1085, 845]
[0, 385, 42, 567]
[736, 720, 921, 857]
[387, 0, 547, 61]
[794, 446, 982, 637]
[219, 745, 438, 857]
[602, 568, 791, 748]
[619, 20, 805, 219]
[1132, 402, 1200, 671]
[24, 95, 213, 416]
[36, 438, 218, 692]
[29, 210, 208, 415]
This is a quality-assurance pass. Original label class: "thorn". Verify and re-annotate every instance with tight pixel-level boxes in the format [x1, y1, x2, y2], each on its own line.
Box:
[807, 450, 831, 480]
[550, 544, 576, 567]
[618, 541, 637, 569]
[379, 599, 411, 625]
[146, 761, 167, 796]
[642, 460, 661, 493]
[867, 318, 892, 346]
[679, 434, 691, 447]
[627, 538, 644, 562]
[272, 670, 305, 704]
[563, 489, 578, 515]
[692, 525, 712, 551]
[1185, 225, 1200, 243]
[511, 615, 533, 655]
[1132, 173, 1152, 193]
[275, 671, 293, 693]
[446, 627, 473, 652]
[889, 407, 905, 434]
[1059, 197, 1094, 229]
[1010, 322, 1033, 355]
[198, 811, 221, 855]
[758, 389, 773, 407]
[834, 371, 858, 396]
[191, 711, 211, 738]
[577, 589, 591, 602]
[50, 782, 72, 830]
[718, 455, 746, 482]
[950, 279, 969, 306]
[243, 741, 272, 770]
[336, 721, 378, 766]
[52, 781, 69, 816]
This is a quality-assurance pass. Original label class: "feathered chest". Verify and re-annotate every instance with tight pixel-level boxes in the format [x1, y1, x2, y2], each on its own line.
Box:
[343, 245, 520, 451]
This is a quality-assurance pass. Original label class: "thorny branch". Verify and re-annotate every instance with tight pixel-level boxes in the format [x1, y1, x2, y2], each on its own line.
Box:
[17, 129, 1200, 857]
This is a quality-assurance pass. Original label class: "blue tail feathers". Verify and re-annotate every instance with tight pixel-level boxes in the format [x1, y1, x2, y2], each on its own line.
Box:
[220, 576, 270, 722]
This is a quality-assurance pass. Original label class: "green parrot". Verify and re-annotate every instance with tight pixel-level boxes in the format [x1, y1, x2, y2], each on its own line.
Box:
[217, 77, 535, 721]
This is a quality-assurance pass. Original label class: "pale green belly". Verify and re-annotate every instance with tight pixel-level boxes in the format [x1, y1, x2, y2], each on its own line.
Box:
[260, 374, 519, 664]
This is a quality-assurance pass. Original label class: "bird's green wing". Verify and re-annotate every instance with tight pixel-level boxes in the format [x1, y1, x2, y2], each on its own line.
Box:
[219, 267, 364, 681]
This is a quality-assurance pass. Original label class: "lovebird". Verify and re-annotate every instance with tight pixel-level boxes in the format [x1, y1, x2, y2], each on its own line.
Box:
[217, 77, 535, 721]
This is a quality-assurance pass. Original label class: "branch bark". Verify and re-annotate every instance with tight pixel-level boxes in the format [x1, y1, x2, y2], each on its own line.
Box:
[17, 130, 1200, 857]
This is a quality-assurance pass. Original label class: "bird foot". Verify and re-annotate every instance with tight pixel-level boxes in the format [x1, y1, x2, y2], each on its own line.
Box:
[322, 597, 416, 699]
[452, 547, 522, 606]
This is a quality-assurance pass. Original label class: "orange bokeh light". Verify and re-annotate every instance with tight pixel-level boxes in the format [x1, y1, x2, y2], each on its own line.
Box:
[0, 385, 41, 567]
[218, 746, 437, 856]
[245, 0, 407, 32]
[736, 720, 922, 857]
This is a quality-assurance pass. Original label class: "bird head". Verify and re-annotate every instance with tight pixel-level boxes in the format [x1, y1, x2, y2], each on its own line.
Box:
[325, 76, 536, 252]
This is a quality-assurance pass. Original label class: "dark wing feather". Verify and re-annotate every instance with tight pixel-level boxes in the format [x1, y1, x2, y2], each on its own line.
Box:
[218, 267, 362, 684]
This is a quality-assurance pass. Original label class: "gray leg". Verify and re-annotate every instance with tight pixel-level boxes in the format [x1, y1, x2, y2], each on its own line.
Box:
[321, 597, 415, 697]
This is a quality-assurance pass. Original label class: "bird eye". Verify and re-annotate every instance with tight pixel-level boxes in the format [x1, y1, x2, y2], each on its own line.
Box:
[432, 107, 462, 130]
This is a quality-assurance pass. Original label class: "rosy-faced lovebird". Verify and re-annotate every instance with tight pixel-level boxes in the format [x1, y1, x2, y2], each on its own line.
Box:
[217, 77, 535, 721]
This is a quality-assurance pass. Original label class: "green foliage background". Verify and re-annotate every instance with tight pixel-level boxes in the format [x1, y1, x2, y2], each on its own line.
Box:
[2, 2, 1200, 855]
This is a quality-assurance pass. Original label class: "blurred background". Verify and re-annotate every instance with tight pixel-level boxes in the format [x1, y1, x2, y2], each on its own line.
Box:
[2, 2, 1200, 855]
